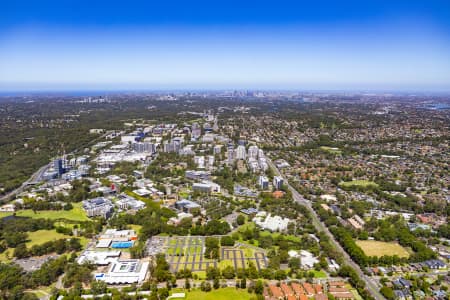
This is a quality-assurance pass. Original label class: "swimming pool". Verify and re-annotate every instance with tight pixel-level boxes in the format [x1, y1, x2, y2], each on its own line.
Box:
[111, 241, 134, 248]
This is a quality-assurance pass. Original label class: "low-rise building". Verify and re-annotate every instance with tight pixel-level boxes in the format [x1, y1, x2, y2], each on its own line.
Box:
[95, 259, 149, 284]
[82, 197, 114, 218]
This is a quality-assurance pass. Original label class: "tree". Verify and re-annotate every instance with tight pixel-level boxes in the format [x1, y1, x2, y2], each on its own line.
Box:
[206, 267, 220, 280]
[200, 281, 212, 292]
[184, 278, 191, 290]
[158, 288, 169, 299]
[14, 243, 29, 259]
[255, 280, 264, 294]
[213, 277, 220, 289]
[90, 280, 107, 295]
[222, 266, 235, 279]
[288, 257, 301, 270]
[241, 277, 247, 289]
[380, 286, 395, 300]
[236, 215, 246, 225]
[220, 236, 235, 247]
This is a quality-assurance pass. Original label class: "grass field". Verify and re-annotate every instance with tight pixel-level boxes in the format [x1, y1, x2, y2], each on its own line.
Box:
[129, 224, 142, 233]
[26, 229, 71, 247]
[339, 180, 379, 189]
[0, 228, 87, 262]
[356, 240, 410, 258]
[0, 202, 89, 222]
[0, 249, 12, 262]
[311, 270, 328, 278]
[169, 288, 252, 300]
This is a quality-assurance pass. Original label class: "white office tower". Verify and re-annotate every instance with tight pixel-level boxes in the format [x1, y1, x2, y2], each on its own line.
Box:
[227, 147, 235, 165]
[273, 176, 284, 190]
[258, 149, 265, 159]
[248, 145, 259, 159]
[194, 156, 205, 169]
[235, 145, 247, 160]
[191, 123, 201, 139]
[207, 155, 215, 169]
[258, 176, 269, 189]
[213, 118, 219, 131]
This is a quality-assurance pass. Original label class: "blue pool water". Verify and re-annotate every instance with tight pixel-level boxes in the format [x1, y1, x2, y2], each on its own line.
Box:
[111, 241, 134, 248]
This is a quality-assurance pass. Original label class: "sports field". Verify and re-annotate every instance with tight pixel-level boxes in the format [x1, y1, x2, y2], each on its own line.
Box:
[356, 240, 410, 258]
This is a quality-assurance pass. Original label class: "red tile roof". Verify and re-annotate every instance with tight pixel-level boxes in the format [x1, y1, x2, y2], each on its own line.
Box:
[281, 283, 294, 296]
[291, 283, 306, 295]
[315, 294, 329, 300]
[328, 281, 346, 288]
[313, 283, 323, 294]
[302, 282, 315, 296]
[269, 285, 284, 299]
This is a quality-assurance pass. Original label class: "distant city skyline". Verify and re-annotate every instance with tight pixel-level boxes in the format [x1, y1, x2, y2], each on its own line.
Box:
[1, 0, 450, 91]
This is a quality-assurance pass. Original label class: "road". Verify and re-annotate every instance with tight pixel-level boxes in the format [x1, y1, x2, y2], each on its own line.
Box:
[0, 132, 110, 204]
[267, 159, 385, 300]
[0, 164, 49, 204]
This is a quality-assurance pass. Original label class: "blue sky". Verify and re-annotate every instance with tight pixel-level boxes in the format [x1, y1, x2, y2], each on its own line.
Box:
[1, 0, 450, 91]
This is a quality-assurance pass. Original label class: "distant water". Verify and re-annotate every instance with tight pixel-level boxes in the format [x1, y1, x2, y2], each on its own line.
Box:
[423, 103, 450, 110]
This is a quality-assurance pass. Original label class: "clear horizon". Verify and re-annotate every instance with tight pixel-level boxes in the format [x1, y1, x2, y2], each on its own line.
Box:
[1, 0, 450, 91]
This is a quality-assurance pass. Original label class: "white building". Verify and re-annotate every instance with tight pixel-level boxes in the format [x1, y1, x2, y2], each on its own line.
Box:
[192, 181, 221, 193]
[254, 212, 290, 232]
[273, 176, 284, 190]
[194, 156, 205, 169]
[258, 176, 269, 190]
[77, 250, 121, 265]
[116, 194, 146, 211]
[248, 145, 259, 159]
[95, 260, 149, 284]
[235, 145, 247, 160]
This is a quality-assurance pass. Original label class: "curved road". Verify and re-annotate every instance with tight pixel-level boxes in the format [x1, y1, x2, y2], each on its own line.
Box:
[0, 132, 110, 204]
[267, 159, 385, 300]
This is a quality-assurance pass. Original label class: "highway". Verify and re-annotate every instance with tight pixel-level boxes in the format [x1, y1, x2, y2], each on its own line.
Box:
[0, 132, 110, 204]
[267, 158, 385, 300]
[0, 164, 49, 204]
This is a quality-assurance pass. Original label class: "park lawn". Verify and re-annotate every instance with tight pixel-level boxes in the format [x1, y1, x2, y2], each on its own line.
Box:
[129, 224, 142, 234]
[311, 270, 328, 278]
[26, 229, 71, 247]
[260, 230, 301, 243]
[0, 249, 13, 262]
[9, 203, 89, 222]
[339, 180, 379, 189]
[356, 240, 410, 258]
[184, 288, 252, 300]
